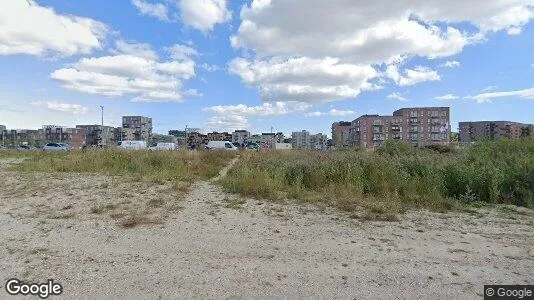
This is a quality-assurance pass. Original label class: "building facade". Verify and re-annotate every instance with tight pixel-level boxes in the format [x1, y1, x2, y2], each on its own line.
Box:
[76, 125, 115, 147]
[292, 130, 311, 149]
[350, 115, 393, 148]
[310, 133, 328, 150]
[207, 132, 232, 142]
[392, 107, 450, 147]
[331, 121, 352, 148]
[349, 107, 450, 148]
[122, 116, 153, 142]
[459, 121, 533, 143]
[232, 130, 250, 145]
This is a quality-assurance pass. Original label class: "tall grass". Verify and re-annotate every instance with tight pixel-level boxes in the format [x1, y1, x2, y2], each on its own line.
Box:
[10, 149, 237, 182]
[220, 138, 534, 216]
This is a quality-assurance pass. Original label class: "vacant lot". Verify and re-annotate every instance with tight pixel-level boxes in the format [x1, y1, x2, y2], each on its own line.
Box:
[0, 146, 533, 299]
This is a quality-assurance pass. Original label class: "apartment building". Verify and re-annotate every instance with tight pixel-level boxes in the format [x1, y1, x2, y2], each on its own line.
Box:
[292, 130, 311, 149]
[152, 134, 177, 144]
[350, 115, 393, 148]
[349, 107, 450, 148]
[331, 121, 352, 147]
[76, 125, 115, 147]
[186, 131, 208, 149]
[168, 130, 187, 146]
[393, 107, 450, 147]
[2, 128, 46, 147]
[310, 133, 328, 150]
[42, 126, 87, 148]
[207, 131, 232, 142]
[247, 132, 285, 147]
[122, 116, 153, 142]
[459, 121, 533, 143]
[232, 130, 250, 145]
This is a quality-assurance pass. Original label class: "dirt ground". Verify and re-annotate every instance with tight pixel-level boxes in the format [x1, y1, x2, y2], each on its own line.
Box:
[1, 157, 533, 299]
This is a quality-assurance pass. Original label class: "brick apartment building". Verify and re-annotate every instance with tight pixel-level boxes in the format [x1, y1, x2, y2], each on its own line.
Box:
[459, 121, 533, 143]
[122, 116, 153, 142]
[44, 126, 87, 148]
[350, 107, 450, 148]
[207, 131, 232, 142]
[76, 125, 115, 147]
[331, 121, 352, 147]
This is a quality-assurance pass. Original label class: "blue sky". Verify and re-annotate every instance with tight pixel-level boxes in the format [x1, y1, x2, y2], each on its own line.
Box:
[0, 0, 533, 137]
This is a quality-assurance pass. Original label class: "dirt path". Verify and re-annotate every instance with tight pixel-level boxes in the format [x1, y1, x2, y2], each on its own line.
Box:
[0, 158, 533, 299]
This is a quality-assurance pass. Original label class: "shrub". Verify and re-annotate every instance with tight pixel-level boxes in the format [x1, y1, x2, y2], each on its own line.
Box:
[220, 138, 534, 214]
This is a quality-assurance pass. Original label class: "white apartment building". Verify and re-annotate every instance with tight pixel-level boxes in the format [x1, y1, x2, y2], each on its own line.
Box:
[291, 130, 311, 149]
[232, 130, 250, 145]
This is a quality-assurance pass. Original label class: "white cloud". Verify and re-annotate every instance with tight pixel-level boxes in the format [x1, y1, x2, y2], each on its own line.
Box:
[203, 101, 311, 131]
[440, 60, 461, 68]
[200, 63, 220, 72]
[305, 109, 355, 117]
[131, 0, 170, 21]
[229, 57, 378, 103]
[0, 0, 107, 56]
[387, 92, 408, 102]
[165, 44, 198, 60]
[434, 94, 459, 100]
[466, 87, 534, 103]
[203, 101, 310, 117]
[113, 40, 159, 60]
[386, 65, 440, 86]
[51, 41, 197, 103]
[30, 101, 88, 115]
[482, 85, 498, 92]
[229, 0, 533, 103]
[178, 0, 232, 32]
[204, 115, 249, 132]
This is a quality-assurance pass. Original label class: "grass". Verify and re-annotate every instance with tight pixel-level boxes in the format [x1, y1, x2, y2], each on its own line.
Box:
[220, 138, 534, 218]
[91, 203, 119, 214]
[7, 149, 237, 182]
[1, 149, 237, 228]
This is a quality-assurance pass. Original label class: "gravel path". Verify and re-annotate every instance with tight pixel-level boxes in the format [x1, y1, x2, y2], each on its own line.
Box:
[0, 158, 533, 299]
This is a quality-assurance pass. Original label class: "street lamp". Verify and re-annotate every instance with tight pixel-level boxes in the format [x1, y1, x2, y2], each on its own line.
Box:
[100, 106, 105, 147]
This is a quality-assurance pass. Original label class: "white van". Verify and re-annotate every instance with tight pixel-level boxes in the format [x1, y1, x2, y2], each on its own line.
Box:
[205, 141, 238, 151]
[117, 140, 147, 150]
[149, 142, 178, 151]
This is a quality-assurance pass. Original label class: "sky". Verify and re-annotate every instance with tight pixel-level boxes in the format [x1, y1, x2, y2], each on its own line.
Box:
[0, 0, 533, 137]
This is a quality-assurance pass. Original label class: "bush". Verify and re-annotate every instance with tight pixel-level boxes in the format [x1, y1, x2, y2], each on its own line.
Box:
[220, 138, 534, 213]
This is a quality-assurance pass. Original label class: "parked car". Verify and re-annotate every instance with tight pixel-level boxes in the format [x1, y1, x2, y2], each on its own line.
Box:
[17, 145, 36, 151]
[118, 140, 147, 150]
[148, 142, 178, 151]
[205, 141, 238, 151]
[245, 142, 260, 150]
[58, 143, 72, 150]
[43, 143, 69, 152]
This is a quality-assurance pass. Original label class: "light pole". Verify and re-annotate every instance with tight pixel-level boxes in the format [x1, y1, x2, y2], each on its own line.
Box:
[185, 125, 188, 149]
[100, 106, 105, 147]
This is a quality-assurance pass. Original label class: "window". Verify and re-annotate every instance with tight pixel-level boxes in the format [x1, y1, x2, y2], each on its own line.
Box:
[225, 143, 233, 148]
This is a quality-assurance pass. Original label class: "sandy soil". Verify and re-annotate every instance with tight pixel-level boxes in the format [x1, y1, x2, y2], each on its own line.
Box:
[0, 157, 533, 299]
